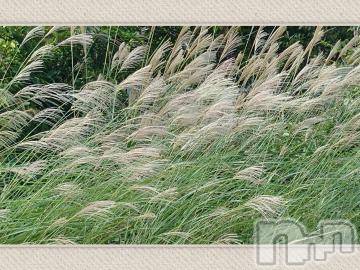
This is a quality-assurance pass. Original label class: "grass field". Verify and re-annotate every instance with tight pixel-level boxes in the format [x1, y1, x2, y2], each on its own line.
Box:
[0, 26, 359, 244]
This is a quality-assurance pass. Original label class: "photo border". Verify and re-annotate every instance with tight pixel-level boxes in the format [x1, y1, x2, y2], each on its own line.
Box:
[0, 0, 359, 269]
[0, 0, 359, 25]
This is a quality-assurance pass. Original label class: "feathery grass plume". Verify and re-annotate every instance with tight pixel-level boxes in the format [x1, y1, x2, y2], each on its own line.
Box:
[130, 184, 159, 194]
[111, 42, 130, 71]
[201, 97, 236, 124]
[208, 207, 232, 219]
[15, 140, 50, 152]
[79, 26, 90, 65]
[214, 233, 241, 244]
[54, 182, 82, 198]
[133, 212, 156, 221]
[339, 35, 360, 59]
[283, 45, 304, 72]
[59, 145, 93, 159]
[347, 47, 360, 65]
[164, 27, 191, 74]
[295, 116, 325, 133]
[208, 34, 224, 53]
[279, 41, 302, 64]
[70, 154, 100, 168]
[159, 92, 199, 118]
[0, 130, 19, 149]
[48, 111, 99, 138]
[219, 27, 241, 62]
[307, 66, 351, 97]
[19, 111, 102, 152]
[72, 80, 116, 113]
[168, 51, 216, 91]
[128, 159, 168, 180]
[234, 116, 266, 133]
[295, 96, 325, 114]
[120, 45, 148, 71]
[76, 200, 117, 218]
[200, 111, 238, 136]
[342, 112, 360, 132]
[102, 146, 161, 165]
[99, 120, 136, 142]
[165, 52, 186, 77]
[149, 40, 172, 73]
[57, 34, 93, 47]
[238, 57, 266, 85]
[52, 216, 68, 230]
[0, 88, 15, 108]
[28, 45, 54, 62]
[333, 115, 360, 137]
[48, 237, 77, 245]
[262, 41, 280, 66]
[234, 166, 265, 185]
[178, 114, 238, 151]
[291, 55, 324, 93]
[184, 27, 212, 61]
[330, 133, 359, 151]
[255, 55, 280, 86]
[118, 65, 152, 104]
[122, 146, 162, 163]
[241, 90, 291, 113]
[246, 72, 287, 98]
[314, 76, 354, 105]
[137, 113, 164, 127]
[20, 26, 45, 47]
[45, 26, 68, 37]
[0, 209, 9, 220]
[253, 27, 268, 55]
[303, 26, 324, 62]
[31, 108, 65, 126]
[170, 104, 202, 129]
[171, 131, 194, 150]
[176, 28, 211, 62]
[7, 160, 46, 177]
[342, 64, 360, 86]
[0, 110, 32, 132]
[118, 202, 140, 213]
[10, 60, 43, 86]
[178, 64, 217, 94]
[232, 51, 244, 76]
[193, 59, 238, 103]
[325, 40, 342, 64]
[245, 195, 286, 219]
[150, 187, 178, 202]
[97, 118, 146, 147]
[127, 126, 169, 141]
[14, 84, 72, 107]
[133, 77, 166, 112]
[99, 130, 132, 151]
[260, 26, 287, 55]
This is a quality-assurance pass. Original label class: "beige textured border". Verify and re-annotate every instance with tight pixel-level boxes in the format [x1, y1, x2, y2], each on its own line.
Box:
[0, 0, 359, 25]
[1, 0, 360, 269]
[0, 245, 360, 269]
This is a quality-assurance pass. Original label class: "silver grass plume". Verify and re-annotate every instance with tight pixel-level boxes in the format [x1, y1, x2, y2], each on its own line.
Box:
[20, 26, 45, 47]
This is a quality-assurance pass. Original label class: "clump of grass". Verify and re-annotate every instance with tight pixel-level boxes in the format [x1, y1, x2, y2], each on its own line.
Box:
[0, 26, 359, 244]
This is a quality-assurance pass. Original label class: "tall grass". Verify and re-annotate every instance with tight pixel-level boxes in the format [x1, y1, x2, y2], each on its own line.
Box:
[0, 26, 359, 244]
